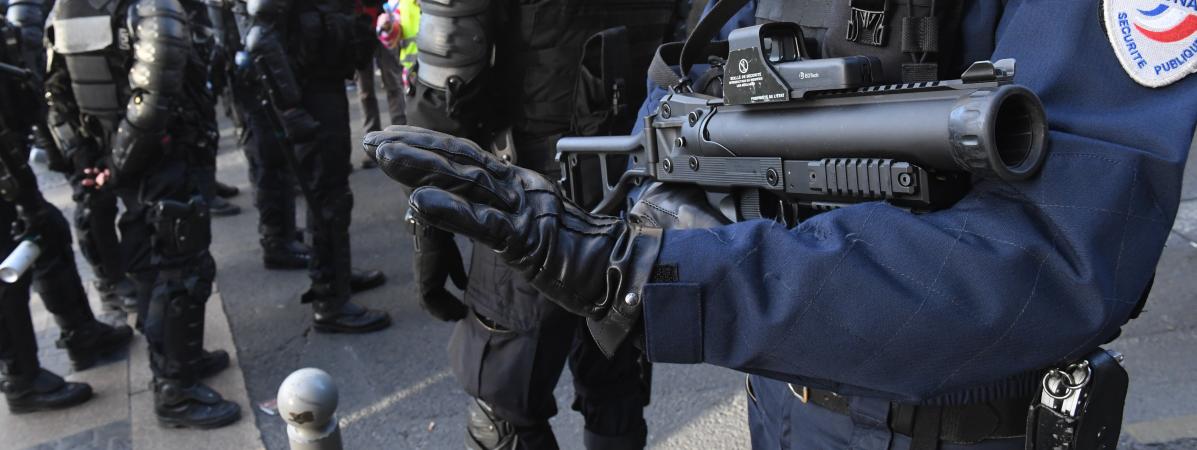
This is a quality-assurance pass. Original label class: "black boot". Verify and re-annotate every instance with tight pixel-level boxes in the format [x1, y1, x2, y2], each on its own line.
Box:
[350, 269, 387, 293]
[215, 181, 240, 198]
[2, 369, 92, 414]
[310, 291, 391, 333]
[208, 196, 242, 217]
[262, 238, 311, 270]
[57, 320, 134, 371]
[153, 379, 241, 429]
[96, 279, 138, 313]
[188, 349, 230, 379]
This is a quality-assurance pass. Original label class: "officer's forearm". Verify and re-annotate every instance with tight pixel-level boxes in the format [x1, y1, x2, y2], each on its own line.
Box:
[5, 0, 48, 81]
[0, 136, 48, 214]
[639, 125, 1189, 403]
[245, 0, 302, 110]
[244, 25, 302, 109]
[111, 0, 189, 175]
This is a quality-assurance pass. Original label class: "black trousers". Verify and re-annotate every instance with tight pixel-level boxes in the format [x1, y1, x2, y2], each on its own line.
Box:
[449, 250, 651, 450]
[231, 73, 299, 240]
[187, 117, 223, 209]
[0, 200, 94, 379]
[295, 79, 355, 304]
[123, 156, 216, 382]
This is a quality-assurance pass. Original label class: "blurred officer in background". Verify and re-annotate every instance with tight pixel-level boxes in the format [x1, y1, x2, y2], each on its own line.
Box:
[399, 0, 681, 447]
[44, 0, 242, 427]
[0, 10, 132, 413]
[207, 0, 312, 270]
[246, 0, 391, 333]
[5, 0, 140, 315]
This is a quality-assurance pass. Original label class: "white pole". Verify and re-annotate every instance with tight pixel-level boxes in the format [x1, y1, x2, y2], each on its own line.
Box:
[0, 240, 41, 283]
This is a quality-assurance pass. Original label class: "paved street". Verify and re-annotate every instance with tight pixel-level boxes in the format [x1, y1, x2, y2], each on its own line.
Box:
[2, 80, 1196, 449]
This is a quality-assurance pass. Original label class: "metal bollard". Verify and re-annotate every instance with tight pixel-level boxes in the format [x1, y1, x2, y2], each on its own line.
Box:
[278, 368, 343, 450]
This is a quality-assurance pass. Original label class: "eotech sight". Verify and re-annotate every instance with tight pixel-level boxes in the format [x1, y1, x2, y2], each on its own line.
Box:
[557, 22, 1048, 224]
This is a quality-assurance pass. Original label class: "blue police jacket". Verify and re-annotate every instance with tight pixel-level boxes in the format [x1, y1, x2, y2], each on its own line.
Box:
[634, 0, 1197, 404]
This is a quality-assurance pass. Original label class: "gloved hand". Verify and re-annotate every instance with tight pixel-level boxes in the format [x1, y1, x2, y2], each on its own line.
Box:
[411, 219, 469, 321]
[280, 107, 321, 143]
[364, 126, 663, 321]
[13, 201, 54, 242]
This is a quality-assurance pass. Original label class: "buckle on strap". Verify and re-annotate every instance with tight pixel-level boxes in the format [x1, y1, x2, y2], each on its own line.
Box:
[787, 383, 810, 403]
[846, 0, 889, 47]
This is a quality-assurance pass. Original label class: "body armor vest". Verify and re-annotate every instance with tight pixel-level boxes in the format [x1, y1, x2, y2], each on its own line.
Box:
[285, 0, 372, 79]
[490, 0, 678, 138]
[51, 0, 131, 133]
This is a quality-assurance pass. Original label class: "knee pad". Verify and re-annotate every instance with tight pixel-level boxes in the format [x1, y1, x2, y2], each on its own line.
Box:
[149, 196, 212, 259]
[183, 254, 216, 303]
[416, 0, 492, 90]
[72, 198, 103, 265]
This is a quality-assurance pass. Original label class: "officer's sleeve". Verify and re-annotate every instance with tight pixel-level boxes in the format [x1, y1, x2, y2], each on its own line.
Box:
[110, 0, 189, 178]
[43, 27, 93, 172]
[244, 0, 303, 109]
[5, 0, 47, 80]
[5, 0, 63, 168]
[639, 1, 1197, 402]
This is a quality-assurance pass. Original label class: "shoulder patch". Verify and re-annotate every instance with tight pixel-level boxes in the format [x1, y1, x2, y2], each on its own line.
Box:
[1103, 0, 1197, 87]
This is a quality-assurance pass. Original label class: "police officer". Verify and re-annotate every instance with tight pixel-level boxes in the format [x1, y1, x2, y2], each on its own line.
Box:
[400, 0, 678, 447]
[245, 0, 390, 332]
[3, 0, 140, 314]
[0, 16, 133, 413]
[205, 0, 310, 269]
[368, 0, 1197, 447]
[44, 0, 242, 427]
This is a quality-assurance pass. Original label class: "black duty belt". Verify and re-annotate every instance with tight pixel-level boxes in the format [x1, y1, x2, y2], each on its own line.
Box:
[793, 384, 1028, 446]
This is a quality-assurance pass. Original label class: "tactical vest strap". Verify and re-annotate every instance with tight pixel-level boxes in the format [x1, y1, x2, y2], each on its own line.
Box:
[647, 0, 743, 90]
[899, 15, 937, 54]
[678, 0, 748, 80]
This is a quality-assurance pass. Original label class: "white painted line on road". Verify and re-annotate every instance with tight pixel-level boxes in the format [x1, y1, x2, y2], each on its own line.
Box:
[338, 370, 452, 429]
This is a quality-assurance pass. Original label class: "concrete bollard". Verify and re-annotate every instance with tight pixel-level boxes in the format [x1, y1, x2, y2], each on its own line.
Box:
[278, 368, 343, 450]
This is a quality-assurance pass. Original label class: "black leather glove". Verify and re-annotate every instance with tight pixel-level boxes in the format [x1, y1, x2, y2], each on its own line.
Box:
[13, 201, 54, 242]
[411, 219, 469, 321]
[364, 126, 663, 330]
[280, 107, 321, 143]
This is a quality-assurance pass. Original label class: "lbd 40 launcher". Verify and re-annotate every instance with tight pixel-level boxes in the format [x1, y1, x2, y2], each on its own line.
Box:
[557, 23, 1048, 224]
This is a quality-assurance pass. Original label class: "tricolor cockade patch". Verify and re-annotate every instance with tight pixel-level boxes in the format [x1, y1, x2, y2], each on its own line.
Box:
[1104, 0, 1197, 87]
